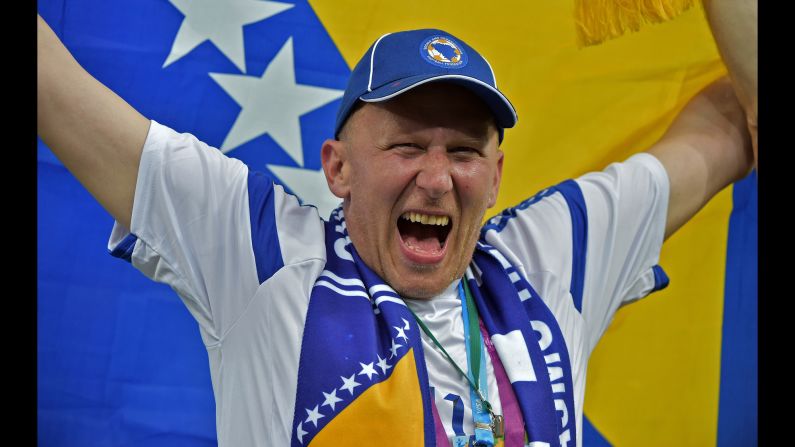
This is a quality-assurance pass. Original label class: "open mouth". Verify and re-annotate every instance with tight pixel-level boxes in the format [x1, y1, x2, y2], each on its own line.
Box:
[397, 211, 452, 256]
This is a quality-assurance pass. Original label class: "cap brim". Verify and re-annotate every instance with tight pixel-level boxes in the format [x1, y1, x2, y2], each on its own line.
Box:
[359, 74, 518, 129]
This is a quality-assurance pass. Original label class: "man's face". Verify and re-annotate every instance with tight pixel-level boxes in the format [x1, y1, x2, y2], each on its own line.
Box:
[322, 82, 503, 300]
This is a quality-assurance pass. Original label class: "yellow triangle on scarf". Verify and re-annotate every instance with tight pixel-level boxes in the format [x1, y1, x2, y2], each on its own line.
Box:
[310, 349, 425, 445]
[574, 0, 697, 47]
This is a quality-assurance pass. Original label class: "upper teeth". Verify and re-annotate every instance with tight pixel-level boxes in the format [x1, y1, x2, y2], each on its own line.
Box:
[401, 212, 450, 226]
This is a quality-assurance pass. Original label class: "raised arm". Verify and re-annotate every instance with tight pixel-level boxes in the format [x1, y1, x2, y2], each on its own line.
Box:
[37, 14, 150, 229]
[647, 77, 754, 241]
[703, 0, 758, 168]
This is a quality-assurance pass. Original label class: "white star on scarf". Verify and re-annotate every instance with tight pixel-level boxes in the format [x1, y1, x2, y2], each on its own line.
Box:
[358, 361, 378, 381]
[376, 354, 393, 375]
[340, 374, 361, 396]
[393, 326, 408, 342]
[321, 389, 343, 412]
[296, 422, 308, 444]
[305, 405, 324, 427]
[389, 339, 403, 359]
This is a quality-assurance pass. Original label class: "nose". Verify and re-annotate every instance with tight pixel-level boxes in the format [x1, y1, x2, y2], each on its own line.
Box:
[415, 148, 453, 199]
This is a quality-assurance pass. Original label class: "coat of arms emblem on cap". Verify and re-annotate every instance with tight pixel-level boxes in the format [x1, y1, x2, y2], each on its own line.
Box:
[420, 36, 468, 68]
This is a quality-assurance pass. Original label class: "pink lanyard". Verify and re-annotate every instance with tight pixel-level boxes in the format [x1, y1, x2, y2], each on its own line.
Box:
[430, 320, 525, 447]
[479, 319, 525, 447]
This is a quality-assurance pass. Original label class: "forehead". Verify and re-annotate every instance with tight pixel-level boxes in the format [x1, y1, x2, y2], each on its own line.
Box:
[346, 82, 498, 140]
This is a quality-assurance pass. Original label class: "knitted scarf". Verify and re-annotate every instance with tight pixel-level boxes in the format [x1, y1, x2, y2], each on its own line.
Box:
[289, 208, 576, 446]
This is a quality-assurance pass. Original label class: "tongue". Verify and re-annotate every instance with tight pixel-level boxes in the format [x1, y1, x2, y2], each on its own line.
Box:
[401, 223, 442, 253]
[404, 233, 442, 253]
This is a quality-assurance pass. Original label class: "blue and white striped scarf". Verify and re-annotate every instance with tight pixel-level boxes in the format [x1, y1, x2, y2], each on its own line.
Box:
[289, 207, 576, 446]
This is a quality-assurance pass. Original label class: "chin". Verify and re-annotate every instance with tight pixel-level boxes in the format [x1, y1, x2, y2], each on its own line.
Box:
[390, 268, 458, 301]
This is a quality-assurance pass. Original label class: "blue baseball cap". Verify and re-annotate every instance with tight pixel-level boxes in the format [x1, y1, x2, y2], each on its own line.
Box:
[334, 29, 518, 142]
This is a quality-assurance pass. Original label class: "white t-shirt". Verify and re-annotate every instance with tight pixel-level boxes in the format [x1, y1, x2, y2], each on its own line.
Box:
[109, 120, 670, 446]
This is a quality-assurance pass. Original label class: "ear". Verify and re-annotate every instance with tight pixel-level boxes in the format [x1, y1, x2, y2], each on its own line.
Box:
[488, 150, 504, 208]
[321, 139, 351, 199]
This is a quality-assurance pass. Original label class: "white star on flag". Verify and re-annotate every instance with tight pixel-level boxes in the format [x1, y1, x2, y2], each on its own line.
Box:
[358, 361, 378, 381]
[267, 165, 341, 219]
[296, 422, 308, 444]
[305, 405, 324, 427]
[210, 38, 343, 166]
[340, 374, 361, 396]
[164, 0, 293, 72]
[403, 318, 411, 330]
[394, 325, 408, 342]
[321, 389, 343, 412]
[376, 354, 393, 375]
[389, 339, 403, 359]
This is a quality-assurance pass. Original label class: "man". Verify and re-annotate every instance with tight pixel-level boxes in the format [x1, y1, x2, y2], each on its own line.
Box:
[38, 9, 754, 447]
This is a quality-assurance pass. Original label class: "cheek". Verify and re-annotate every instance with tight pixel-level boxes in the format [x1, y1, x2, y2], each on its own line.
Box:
[454, 165, 496, 205]
[347, 160, 406, 229]
[352, 170, 396, 204]
[368, 158, 417, 196]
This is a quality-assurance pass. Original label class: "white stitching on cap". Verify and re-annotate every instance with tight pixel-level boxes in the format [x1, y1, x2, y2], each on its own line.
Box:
[368, 33, 391, 92]
[481, 54, 497, 88]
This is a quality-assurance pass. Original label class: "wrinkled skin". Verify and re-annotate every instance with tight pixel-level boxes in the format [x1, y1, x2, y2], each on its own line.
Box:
[321, 82, 504, 300]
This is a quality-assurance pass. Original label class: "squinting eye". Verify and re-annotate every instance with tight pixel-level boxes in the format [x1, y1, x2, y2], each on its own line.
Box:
[451, 147, 480, 155]
[388, 143, 425, 155]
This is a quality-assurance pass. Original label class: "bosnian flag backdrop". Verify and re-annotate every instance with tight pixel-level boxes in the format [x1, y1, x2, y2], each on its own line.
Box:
[37, 0, 756, 445]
